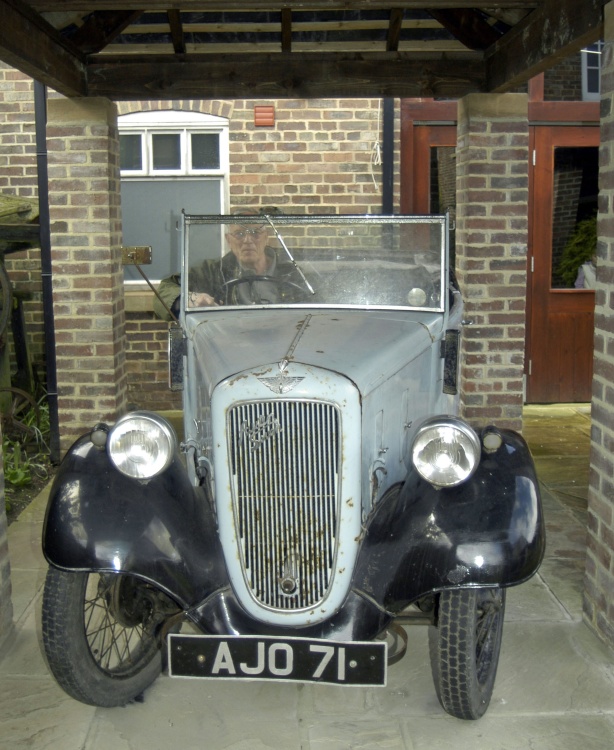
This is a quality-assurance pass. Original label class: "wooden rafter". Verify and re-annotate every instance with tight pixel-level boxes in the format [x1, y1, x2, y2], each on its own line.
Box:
[67, 10, 143, 54]
[281, 8, 292, 53]
[386, 9, 404, 53]
[0, 0, 85, 96]
[487, 0, 604, 91]
[427, 8, 502, 50]
[167, 8, 185, 54]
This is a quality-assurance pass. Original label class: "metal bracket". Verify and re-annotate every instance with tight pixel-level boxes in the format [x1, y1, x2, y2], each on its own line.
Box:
[121, 246, 152, 266]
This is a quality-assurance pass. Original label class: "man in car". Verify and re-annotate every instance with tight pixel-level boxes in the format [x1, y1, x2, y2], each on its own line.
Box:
[153, 208, 304, 320]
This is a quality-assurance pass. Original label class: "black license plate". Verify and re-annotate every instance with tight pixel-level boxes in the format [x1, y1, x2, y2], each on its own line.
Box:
[168, 634, 387, 686]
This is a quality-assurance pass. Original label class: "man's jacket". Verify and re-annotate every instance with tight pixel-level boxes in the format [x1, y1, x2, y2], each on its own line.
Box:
[153, 248, 303, 320]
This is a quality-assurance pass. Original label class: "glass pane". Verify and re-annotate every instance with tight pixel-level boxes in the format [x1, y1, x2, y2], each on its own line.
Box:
[191, 133, 220, 169]
[184, 215, 446, 310]
[551, 146, 598, 289]
[120, 134, 142, 170]
[587, 67, 600, 94]
[152, 133, 181, 170]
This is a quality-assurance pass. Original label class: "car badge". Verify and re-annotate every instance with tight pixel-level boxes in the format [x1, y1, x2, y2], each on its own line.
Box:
[257, 364, 304, 395]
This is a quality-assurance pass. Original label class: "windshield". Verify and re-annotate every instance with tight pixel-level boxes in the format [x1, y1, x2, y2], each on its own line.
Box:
[181, 214, 447, 312]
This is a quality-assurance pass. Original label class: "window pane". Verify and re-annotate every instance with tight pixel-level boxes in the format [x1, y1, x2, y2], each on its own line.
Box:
[120, 134, 142, 170]
[587, 67, 600, 94]
[191, 133, 220, 169]
[152, 133, 181, 170]
[551, 147, 598, 289]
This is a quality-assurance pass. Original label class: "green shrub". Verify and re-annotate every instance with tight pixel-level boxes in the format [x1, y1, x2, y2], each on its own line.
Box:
[558, 216, 597, 287]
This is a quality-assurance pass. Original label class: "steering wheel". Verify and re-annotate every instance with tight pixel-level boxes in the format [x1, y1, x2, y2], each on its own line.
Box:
[222, 275, 310, 304]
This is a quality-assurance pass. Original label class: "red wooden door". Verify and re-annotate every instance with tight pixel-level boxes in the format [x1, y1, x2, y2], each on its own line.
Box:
[526, 126, 599, 403]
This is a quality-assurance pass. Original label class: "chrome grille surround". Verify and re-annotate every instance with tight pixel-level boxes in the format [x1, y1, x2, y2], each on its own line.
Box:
[228, 399, 341, 611]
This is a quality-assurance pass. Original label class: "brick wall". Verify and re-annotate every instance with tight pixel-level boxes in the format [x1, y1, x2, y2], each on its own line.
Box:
[227, 98, 393, 213]
[544, 53, 584, 101]
[584, 3, 614, 648]
[455, 94, 529, 431]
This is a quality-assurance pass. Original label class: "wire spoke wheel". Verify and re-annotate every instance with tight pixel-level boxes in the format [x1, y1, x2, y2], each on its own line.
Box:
[428, 587, 506, 720]
[42, 568, 179, 706]
[84, 574, 158, 676]
[0, 387, 39, 443]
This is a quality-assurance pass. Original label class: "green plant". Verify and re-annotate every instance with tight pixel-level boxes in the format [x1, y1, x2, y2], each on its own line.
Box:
[3, 395, 51, 514]
[3, 437, 34, 487]
[558, 216, 597, 287]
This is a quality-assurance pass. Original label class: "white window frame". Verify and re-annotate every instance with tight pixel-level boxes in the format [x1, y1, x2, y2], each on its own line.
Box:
[119, 110, 230, 181]
[581, 42, 603, 102]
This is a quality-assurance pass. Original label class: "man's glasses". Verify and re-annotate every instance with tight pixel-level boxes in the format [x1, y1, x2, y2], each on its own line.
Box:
[231, 228, 265, 240]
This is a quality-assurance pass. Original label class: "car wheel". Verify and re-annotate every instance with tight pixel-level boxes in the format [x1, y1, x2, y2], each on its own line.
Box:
[428, 587, 506, 720]
[42, 567, 175, 707]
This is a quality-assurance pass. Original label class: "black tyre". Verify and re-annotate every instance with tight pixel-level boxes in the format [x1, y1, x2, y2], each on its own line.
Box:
[42, 567, 176, 707]
[428, 587, 506, 720]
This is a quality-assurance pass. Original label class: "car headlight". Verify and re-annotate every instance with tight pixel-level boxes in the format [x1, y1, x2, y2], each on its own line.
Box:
[108, 412, 176, 479]
[412, 417, 480, 488]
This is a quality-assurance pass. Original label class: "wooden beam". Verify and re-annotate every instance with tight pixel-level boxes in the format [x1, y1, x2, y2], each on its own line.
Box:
[427, 8, 502, 50]
[0, 223, 39, 243]
[281, 8, 292, 53]
[86, 51, 485, 100]
[68, 10, 143, 54]
[386, 9, 404, 53]
[32, 2, 541, 11]
[122, 19, 443, 35]
[167, 9, 186, 54]
[0, 0, 86, 96]
[486, 0, 605, 92]
[98, 40, 471, 55]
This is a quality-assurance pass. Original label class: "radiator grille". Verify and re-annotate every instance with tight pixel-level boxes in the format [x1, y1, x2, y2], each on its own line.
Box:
[228, 400, 340, 610]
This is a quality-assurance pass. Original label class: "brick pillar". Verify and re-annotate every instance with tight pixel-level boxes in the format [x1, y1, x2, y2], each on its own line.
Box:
[584, 0, 614, 647]
[456, 94, 529, 431]
[47, 98, 127, 452]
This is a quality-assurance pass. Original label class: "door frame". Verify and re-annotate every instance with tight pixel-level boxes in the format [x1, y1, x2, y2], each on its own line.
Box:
[400, 100, 457, 214]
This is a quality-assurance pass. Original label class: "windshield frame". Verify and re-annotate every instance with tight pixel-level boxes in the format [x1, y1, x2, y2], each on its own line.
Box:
[181, 213, 449, 315]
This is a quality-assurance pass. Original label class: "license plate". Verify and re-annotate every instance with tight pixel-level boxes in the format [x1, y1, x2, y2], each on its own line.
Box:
[168, 634, 387, 686]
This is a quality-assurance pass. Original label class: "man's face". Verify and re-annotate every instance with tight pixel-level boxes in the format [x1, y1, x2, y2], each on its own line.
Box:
[226, 224, 268, 270]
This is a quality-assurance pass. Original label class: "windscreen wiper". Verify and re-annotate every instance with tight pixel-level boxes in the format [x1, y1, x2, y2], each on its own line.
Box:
[263, 215, 315, 295]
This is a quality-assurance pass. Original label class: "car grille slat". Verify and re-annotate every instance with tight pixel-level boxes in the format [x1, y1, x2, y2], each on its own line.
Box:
[229, 400, 340, 610]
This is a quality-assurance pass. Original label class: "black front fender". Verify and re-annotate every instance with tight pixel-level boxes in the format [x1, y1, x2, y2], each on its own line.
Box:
[42, 435, 228, 608]
[354, 428, 545, 612]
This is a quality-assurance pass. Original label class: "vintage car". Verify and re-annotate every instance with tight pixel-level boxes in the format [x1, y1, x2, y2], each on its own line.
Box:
[41, 214, 544, 720]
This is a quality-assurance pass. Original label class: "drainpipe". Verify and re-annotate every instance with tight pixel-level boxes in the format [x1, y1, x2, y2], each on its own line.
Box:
[34, 81, 61, 464]
[382, 98, 394, 214]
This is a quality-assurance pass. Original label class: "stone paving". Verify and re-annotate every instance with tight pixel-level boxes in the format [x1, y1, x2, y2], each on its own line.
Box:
[1, 405, 614, 749]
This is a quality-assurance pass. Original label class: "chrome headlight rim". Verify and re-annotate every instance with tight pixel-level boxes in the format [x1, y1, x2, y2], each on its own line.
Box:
[108, 411, 176, 480]
[411, 416, 481, 488]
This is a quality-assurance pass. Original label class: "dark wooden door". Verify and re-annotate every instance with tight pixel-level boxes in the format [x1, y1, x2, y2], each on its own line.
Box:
[526, 126, 599, 403]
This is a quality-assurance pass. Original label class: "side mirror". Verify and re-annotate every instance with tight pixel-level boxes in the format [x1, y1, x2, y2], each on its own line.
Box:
[168, 324, 186, 391]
